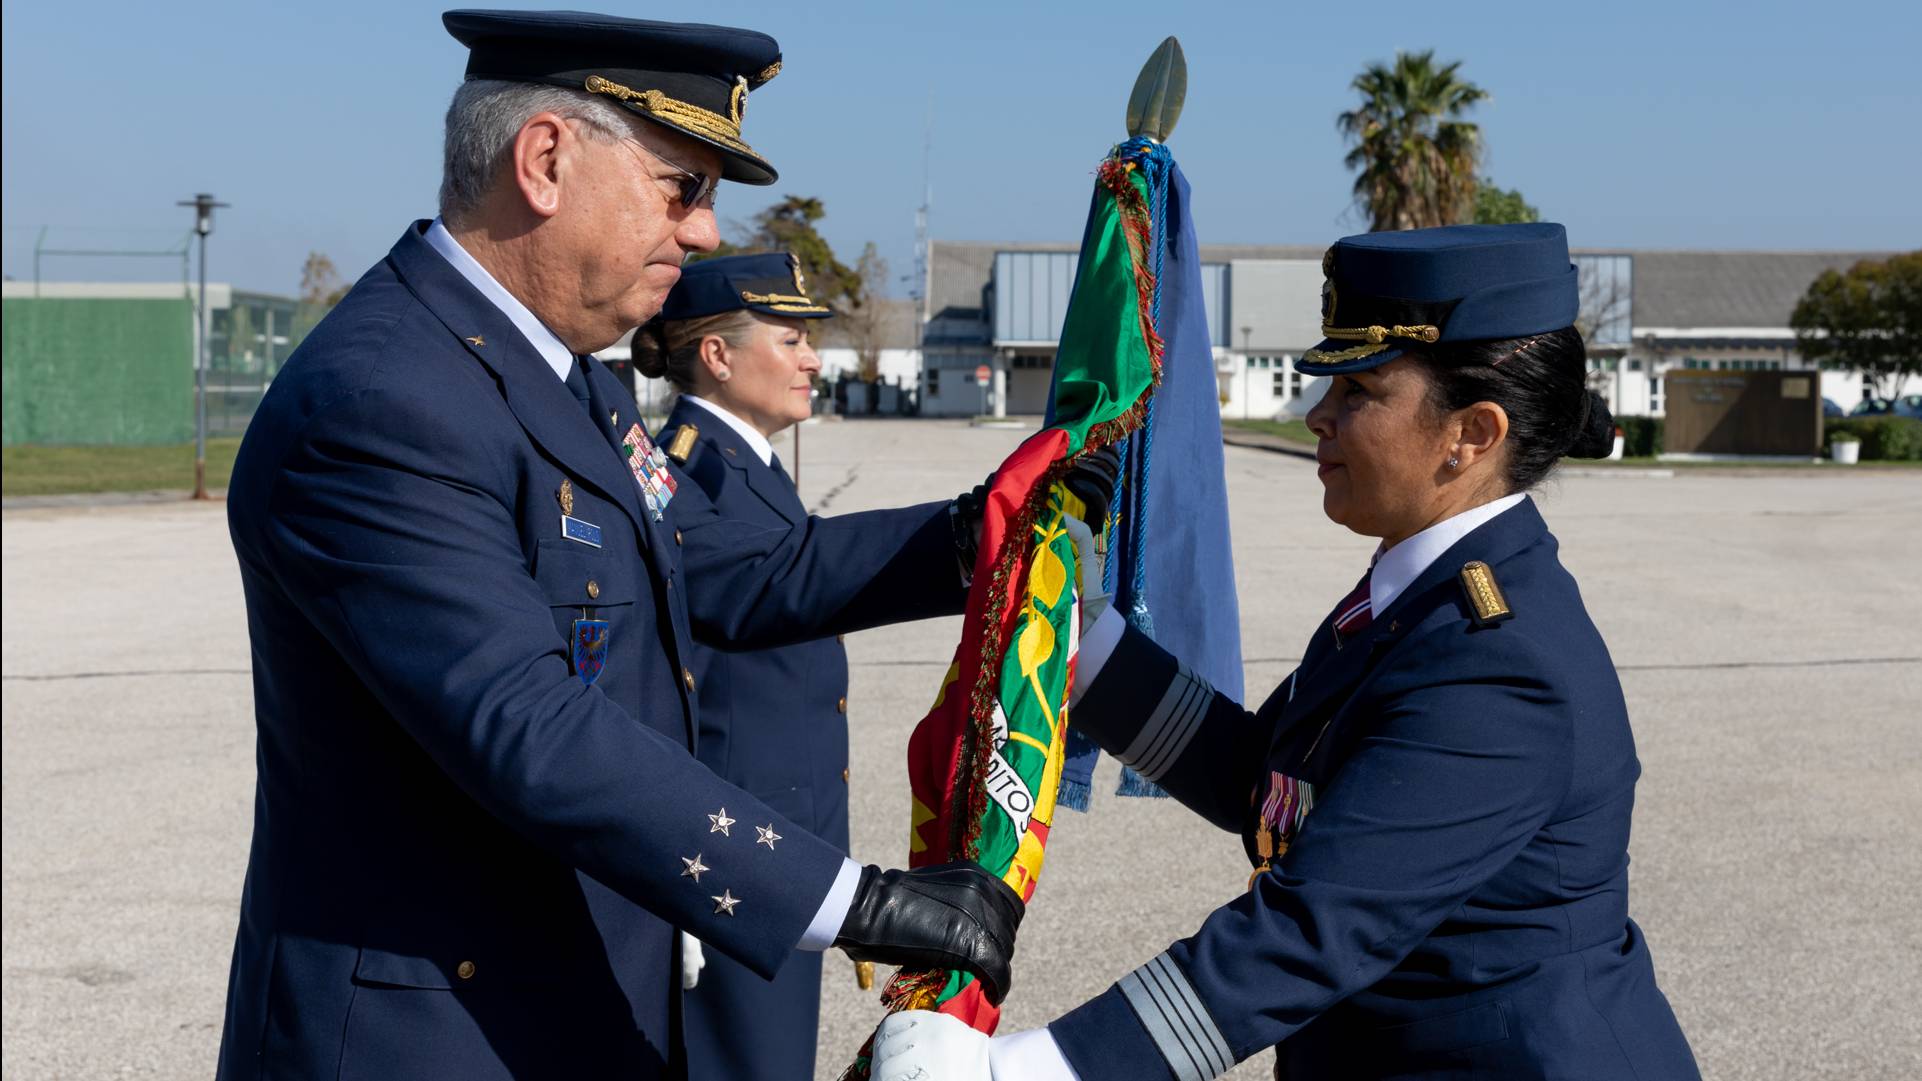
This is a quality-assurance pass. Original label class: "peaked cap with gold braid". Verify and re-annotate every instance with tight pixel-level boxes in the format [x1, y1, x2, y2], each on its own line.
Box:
[443, 9, 784, 184]
[1296, 223, 1581, 374]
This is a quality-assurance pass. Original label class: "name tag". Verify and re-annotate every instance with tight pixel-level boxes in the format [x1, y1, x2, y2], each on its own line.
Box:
[561, 515, 604, 547]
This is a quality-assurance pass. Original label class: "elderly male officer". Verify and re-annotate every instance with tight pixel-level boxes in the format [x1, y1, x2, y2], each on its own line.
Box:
[216, 11, 1023, 1079]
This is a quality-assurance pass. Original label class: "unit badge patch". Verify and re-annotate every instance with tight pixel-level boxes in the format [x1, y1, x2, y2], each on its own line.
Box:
[571, 618, 610, 685]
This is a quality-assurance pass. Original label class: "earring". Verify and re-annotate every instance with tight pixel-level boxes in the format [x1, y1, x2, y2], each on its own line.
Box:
[1447, 455, 1460, 469]
[717, 369, 731, 382]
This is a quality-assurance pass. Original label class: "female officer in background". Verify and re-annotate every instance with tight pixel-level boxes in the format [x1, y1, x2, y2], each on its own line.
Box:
[874, 224, 1701, 1081]
[634, 251, 850, 1081]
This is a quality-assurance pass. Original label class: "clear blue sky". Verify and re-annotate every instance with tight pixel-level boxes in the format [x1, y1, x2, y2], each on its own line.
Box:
[4, 0, 1918, 297]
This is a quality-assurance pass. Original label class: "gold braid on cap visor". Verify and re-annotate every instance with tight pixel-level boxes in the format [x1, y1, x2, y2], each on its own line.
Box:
[583, 75, 762, 159]
[740, 289, 828, 314]
[1299, 322, 1442, 365]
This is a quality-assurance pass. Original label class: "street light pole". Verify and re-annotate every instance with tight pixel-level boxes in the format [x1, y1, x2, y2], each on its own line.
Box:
[178, 193, 229, 500]
[1240, 326, 1253, 420]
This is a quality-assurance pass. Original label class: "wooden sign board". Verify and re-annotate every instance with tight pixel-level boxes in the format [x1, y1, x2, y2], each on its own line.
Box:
[1662, 370, 1821, 456]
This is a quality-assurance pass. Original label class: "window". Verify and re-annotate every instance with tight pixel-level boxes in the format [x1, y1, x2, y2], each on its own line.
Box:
[926, 369, 940, 396]
[1650, 376, 1663, 414]
[1271, 367, 1302, 398]
[1272, 370, 1289, 396]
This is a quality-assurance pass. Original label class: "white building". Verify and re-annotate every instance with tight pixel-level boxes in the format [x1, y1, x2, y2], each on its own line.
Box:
[915, 241, 1919, 420]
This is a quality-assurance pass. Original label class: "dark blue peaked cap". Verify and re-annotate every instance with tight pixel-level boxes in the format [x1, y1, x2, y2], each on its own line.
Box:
[658, 252, 833, 322]
[1295, 223, 1580, 375]
[443, 9, 784, 184]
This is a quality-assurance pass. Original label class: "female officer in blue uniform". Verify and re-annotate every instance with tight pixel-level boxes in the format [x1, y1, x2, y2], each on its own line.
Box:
[636, 251, 942, 1080]
[874, 223, 1702, 1081]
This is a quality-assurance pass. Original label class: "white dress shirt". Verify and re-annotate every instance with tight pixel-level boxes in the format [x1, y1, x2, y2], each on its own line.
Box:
[420, 220, 862, 952]
[423, 219, 575, 381]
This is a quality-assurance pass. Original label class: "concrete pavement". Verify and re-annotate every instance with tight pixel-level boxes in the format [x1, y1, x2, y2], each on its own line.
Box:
[4, 418, 1918, 1079]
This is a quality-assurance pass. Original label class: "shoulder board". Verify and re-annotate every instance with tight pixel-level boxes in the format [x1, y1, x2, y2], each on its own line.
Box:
[665, 424, 700, 464]
[1458, 560, 1514, 627]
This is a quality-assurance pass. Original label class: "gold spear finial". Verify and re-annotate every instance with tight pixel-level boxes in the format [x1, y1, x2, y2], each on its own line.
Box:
[1125, 36, 1187, 142]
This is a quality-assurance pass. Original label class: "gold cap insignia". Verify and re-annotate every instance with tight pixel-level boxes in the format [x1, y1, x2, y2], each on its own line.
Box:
[666, 424, 699, 463]
[1458, 560, 1513, 627]
[730, 76, 748, 126]
[557, 479, 575, 517]
[466, 335, 485, 347]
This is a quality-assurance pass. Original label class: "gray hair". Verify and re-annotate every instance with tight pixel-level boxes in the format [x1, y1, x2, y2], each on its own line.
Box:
[438, 79, 641, 224]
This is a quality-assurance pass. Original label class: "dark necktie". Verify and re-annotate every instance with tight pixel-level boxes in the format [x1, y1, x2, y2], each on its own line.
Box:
[563, 356, 593, 411]
[1330, 569, 1374, 641]
[769, 453, 790, 486]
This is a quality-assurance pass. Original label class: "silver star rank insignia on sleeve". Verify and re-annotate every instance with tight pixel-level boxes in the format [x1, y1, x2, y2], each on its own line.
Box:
[681, 854, 709, 882]
[711, 889, 740, 916]
[708, 809, 735, 836]
[755, 824, 781, 850]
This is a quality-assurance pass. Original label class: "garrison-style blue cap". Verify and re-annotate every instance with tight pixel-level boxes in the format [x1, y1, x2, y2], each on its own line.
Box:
[1295, 222, 1580, 374]
[443, 9, 784, 184]
[658, 252, 832, 322]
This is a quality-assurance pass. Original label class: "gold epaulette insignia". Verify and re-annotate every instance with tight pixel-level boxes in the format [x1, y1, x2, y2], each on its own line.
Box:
[666, 424, 699, 463]
[1458, 561, 1513, 627]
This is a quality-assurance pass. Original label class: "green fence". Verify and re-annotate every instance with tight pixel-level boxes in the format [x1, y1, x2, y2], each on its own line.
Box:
[2, 297, 195, 446]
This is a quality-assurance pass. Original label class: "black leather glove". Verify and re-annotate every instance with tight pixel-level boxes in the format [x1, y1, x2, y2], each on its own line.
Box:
[834, 862, 1024, 1004]
[1063, 446, 1122, 530]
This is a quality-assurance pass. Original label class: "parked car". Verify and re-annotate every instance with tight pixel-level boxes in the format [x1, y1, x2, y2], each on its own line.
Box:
[1823, 397, 1847, 417]
[1899, 395, 1922, 419]
[1849, 398, 1897, 417]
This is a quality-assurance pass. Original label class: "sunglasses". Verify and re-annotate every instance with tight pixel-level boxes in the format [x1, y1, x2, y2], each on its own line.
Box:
[618, 137, 718, 211]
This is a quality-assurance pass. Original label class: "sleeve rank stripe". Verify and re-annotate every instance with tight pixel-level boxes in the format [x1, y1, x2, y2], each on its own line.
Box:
[1116, 951, 1232, 1081]
[1119, 663, 1213, 781]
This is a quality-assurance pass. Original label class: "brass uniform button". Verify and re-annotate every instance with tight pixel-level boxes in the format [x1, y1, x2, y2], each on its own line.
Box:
[586, 579, 601, 600]
[456, 961, 476, 980]
[842, 768, 850, 783]
[683, 667, 696, 692]
[675, 529, 684, 545]
[836, 696, 848, 714]
[836, 634, 845, 643]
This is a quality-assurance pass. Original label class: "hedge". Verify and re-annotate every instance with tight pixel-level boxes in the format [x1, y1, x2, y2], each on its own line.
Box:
[1824, 416, 1922, 460]
[1617, 416, 1663, 458]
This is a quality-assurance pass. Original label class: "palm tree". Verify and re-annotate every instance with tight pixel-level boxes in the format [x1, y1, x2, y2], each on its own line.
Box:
[1337, 50, 1489, 232]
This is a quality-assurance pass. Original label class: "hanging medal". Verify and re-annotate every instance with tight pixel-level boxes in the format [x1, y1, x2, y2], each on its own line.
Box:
[572, 608, 610, 686]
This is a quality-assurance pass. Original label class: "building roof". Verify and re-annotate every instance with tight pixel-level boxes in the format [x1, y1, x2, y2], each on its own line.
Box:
[931, 239, 1897, 341]
[1607, 249, 1888, 330]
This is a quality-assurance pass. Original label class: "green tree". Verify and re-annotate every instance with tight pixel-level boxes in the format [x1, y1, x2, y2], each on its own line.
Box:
[226, 303, 256, 371]
[699, 195, 861, 313]
[1337, 50, 1489, 232]
[294, 251, 348, 344]
[1791, 251, 1922, 400]
[1472, 180, 1539, 225]
[840, 242, 891, 382]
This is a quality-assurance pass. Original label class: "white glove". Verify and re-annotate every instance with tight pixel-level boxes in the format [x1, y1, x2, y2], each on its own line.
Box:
[680, 932, 706, 991]
[873, 1010, 992, 1081]
[1062, 515, 1109, 634]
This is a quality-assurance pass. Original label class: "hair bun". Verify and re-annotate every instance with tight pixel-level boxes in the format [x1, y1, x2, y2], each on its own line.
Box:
[1566, 390, 1616, 459]
[631, 319, 671, 379]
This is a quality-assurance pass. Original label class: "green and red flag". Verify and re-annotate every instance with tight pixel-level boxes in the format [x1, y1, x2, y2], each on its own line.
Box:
[842, 125, 1183, 1076]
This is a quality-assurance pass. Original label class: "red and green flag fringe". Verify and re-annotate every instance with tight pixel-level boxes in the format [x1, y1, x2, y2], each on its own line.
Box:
[842, 141, 1168, 1079]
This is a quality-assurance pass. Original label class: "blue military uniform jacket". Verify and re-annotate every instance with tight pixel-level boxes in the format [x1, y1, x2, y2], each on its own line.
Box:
[660, 399, 912, 1081]
[1051, 498, 1699, 1081]
[217, 222, 964, 1080]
